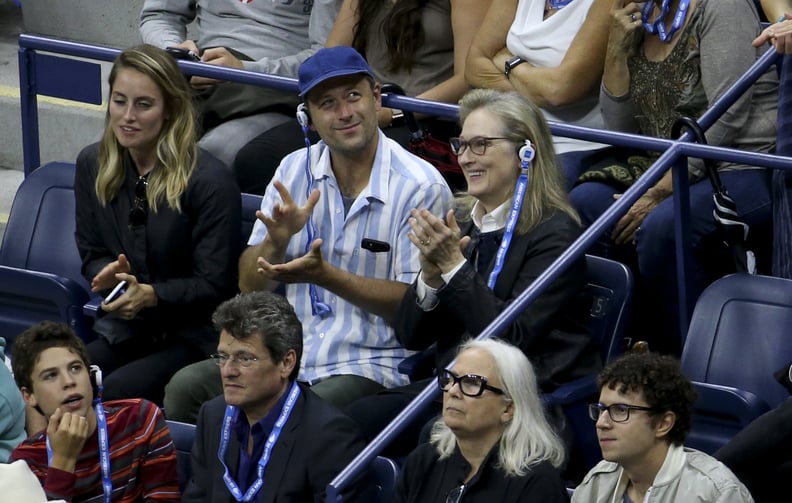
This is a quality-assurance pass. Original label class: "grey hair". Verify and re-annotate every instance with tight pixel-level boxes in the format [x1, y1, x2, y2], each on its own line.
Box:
[455, 88, 580, 234]
[430, 338, 566, 474]
[212, 291, 303, 380]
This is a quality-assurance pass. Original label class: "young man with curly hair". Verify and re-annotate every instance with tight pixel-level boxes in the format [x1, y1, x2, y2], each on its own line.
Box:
[573, 351, 754, 503]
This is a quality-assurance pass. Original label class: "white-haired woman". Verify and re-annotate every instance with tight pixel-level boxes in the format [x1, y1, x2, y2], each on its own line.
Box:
[393, 338, 570, 502]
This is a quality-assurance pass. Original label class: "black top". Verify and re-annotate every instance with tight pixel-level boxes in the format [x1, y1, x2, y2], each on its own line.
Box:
[74, 142, 241, 355]
[392, 442, 570, 503]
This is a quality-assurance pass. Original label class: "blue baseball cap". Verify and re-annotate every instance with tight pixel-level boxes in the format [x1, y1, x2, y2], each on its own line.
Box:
[298, 46, 375, 98]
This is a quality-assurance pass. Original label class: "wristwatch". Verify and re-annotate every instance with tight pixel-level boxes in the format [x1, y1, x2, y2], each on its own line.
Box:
[389, 109, 405, 127]
[504, 56, 526, 79]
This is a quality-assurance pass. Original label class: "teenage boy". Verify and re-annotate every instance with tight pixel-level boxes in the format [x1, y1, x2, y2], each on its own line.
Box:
[10, 321, 179, 502]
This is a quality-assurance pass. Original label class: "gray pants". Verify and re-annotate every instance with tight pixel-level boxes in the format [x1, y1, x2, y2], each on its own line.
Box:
[163, 358, 385, 423]
[199, 111, 292, 169]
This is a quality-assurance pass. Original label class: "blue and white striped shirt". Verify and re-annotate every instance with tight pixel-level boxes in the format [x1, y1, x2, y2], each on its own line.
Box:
[249, 130, 454, 387]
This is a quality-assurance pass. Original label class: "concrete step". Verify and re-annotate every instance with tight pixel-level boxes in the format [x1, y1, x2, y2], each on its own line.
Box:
[0, 91, 105, 171]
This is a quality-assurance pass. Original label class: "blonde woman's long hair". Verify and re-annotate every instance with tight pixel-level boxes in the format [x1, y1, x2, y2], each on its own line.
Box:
[96, 44, 197, 213]
[430, 338, 566, 475]
[455, 89, 580, 234]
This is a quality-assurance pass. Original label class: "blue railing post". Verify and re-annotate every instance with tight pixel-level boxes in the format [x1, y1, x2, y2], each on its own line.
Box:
[671, 155, 693, 342]
[18, 46, 40, 176]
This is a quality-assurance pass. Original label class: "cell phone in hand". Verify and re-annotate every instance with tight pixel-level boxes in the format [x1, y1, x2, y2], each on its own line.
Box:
[166, 46, 200, 61]
[103, 280, 128, 304]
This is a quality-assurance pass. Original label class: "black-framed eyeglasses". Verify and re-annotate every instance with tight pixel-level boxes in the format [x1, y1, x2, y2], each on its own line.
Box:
[209, 353, 261, 369]
[588, 402, 658, 423]
[128, 175, 148, 228]
[449, 136, 511, 156]
[437, 369, 505, 397]
[446, 483, 466, 503]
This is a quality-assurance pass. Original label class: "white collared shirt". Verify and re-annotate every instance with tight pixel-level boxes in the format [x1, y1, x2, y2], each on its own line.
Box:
[416, 199, 511, 310]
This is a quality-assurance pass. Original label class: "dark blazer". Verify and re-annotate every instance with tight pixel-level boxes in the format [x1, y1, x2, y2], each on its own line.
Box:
[75, 143, 241, 355]
[396, 209, 600, 391]
[182, 384, 374, 503]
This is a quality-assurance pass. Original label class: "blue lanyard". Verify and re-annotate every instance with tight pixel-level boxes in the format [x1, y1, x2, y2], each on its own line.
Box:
[218, 381, 301, 502]
[547, 0, 574, 9]
[46, 399, 112, 503]
[299, 126, 332, 318]
[642, 0, 690, 43]
[487, 165, 530, 290]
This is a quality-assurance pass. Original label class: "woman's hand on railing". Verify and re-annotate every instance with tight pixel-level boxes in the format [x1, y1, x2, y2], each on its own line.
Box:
[753, 14, 792, 54]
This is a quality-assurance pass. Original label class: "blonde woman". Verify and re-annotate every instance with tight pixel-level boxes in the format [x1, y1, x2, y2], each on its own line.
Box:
[74, 44, 241, 405]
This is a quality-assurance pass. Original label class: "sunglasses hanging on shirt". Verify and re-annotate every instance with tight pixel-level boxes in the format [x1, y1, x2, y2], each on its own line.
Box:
[128, 174, 149, 228]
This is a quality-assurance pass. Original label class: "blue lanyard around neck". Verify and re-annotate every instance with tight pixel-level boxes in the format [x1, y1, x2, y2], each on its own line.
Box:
[46, 399, 112, 503]
[300, 127, 332, 318]
[487, 166, 530, 290]
[547, 0, 574, 9]
[218, 381, 301, 502]
[642, 0, 690, 43]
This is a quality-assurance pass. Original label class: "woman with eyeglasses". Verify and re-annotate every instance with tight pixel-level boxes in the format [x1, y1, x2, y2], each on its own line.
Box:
[74, 44, 241, 405]
[393, 338, 570, 502]
[344, 88, 599, 457]
[398, 88, 599, 387]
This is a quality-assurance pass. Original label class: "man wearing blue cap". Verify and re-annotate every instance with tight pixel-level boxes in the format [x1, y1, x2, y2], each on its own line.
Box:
[164, 46, 453, 422]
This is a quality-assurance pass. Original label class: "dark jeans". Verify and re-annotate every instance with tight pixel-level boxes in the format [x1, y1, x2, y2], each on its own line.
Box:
[88, 334, 203, 406]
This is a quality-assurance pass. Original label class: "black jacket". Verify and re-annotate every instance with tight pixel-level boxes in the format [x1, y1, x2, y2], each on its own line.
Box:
[393, 442, 570, 503]
[75, 143, 241, 355]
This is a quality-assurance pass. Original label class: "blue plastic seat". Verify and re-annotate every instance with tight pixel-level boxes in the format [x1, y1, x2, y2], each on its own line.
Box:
[369, 455, 399, 502]
[165, 419, 195, 492]
[241, 192, 262, 247]
[545, 254, 633, 476]
[681, 273, 792, 453]
[0, 162, 93, 351]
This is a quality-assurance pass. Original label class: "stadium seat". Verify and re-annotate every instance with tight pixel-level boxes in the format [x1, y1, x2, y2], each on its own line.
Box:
[370, 456, 399, 503]
[241, 192, 262, 248]
[165, 419, 195, 492]
[0, 162, 93, 352]
[396, 254, 633, 479]
[681, 273, 792, 454]
[545, 254, 633, 477]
